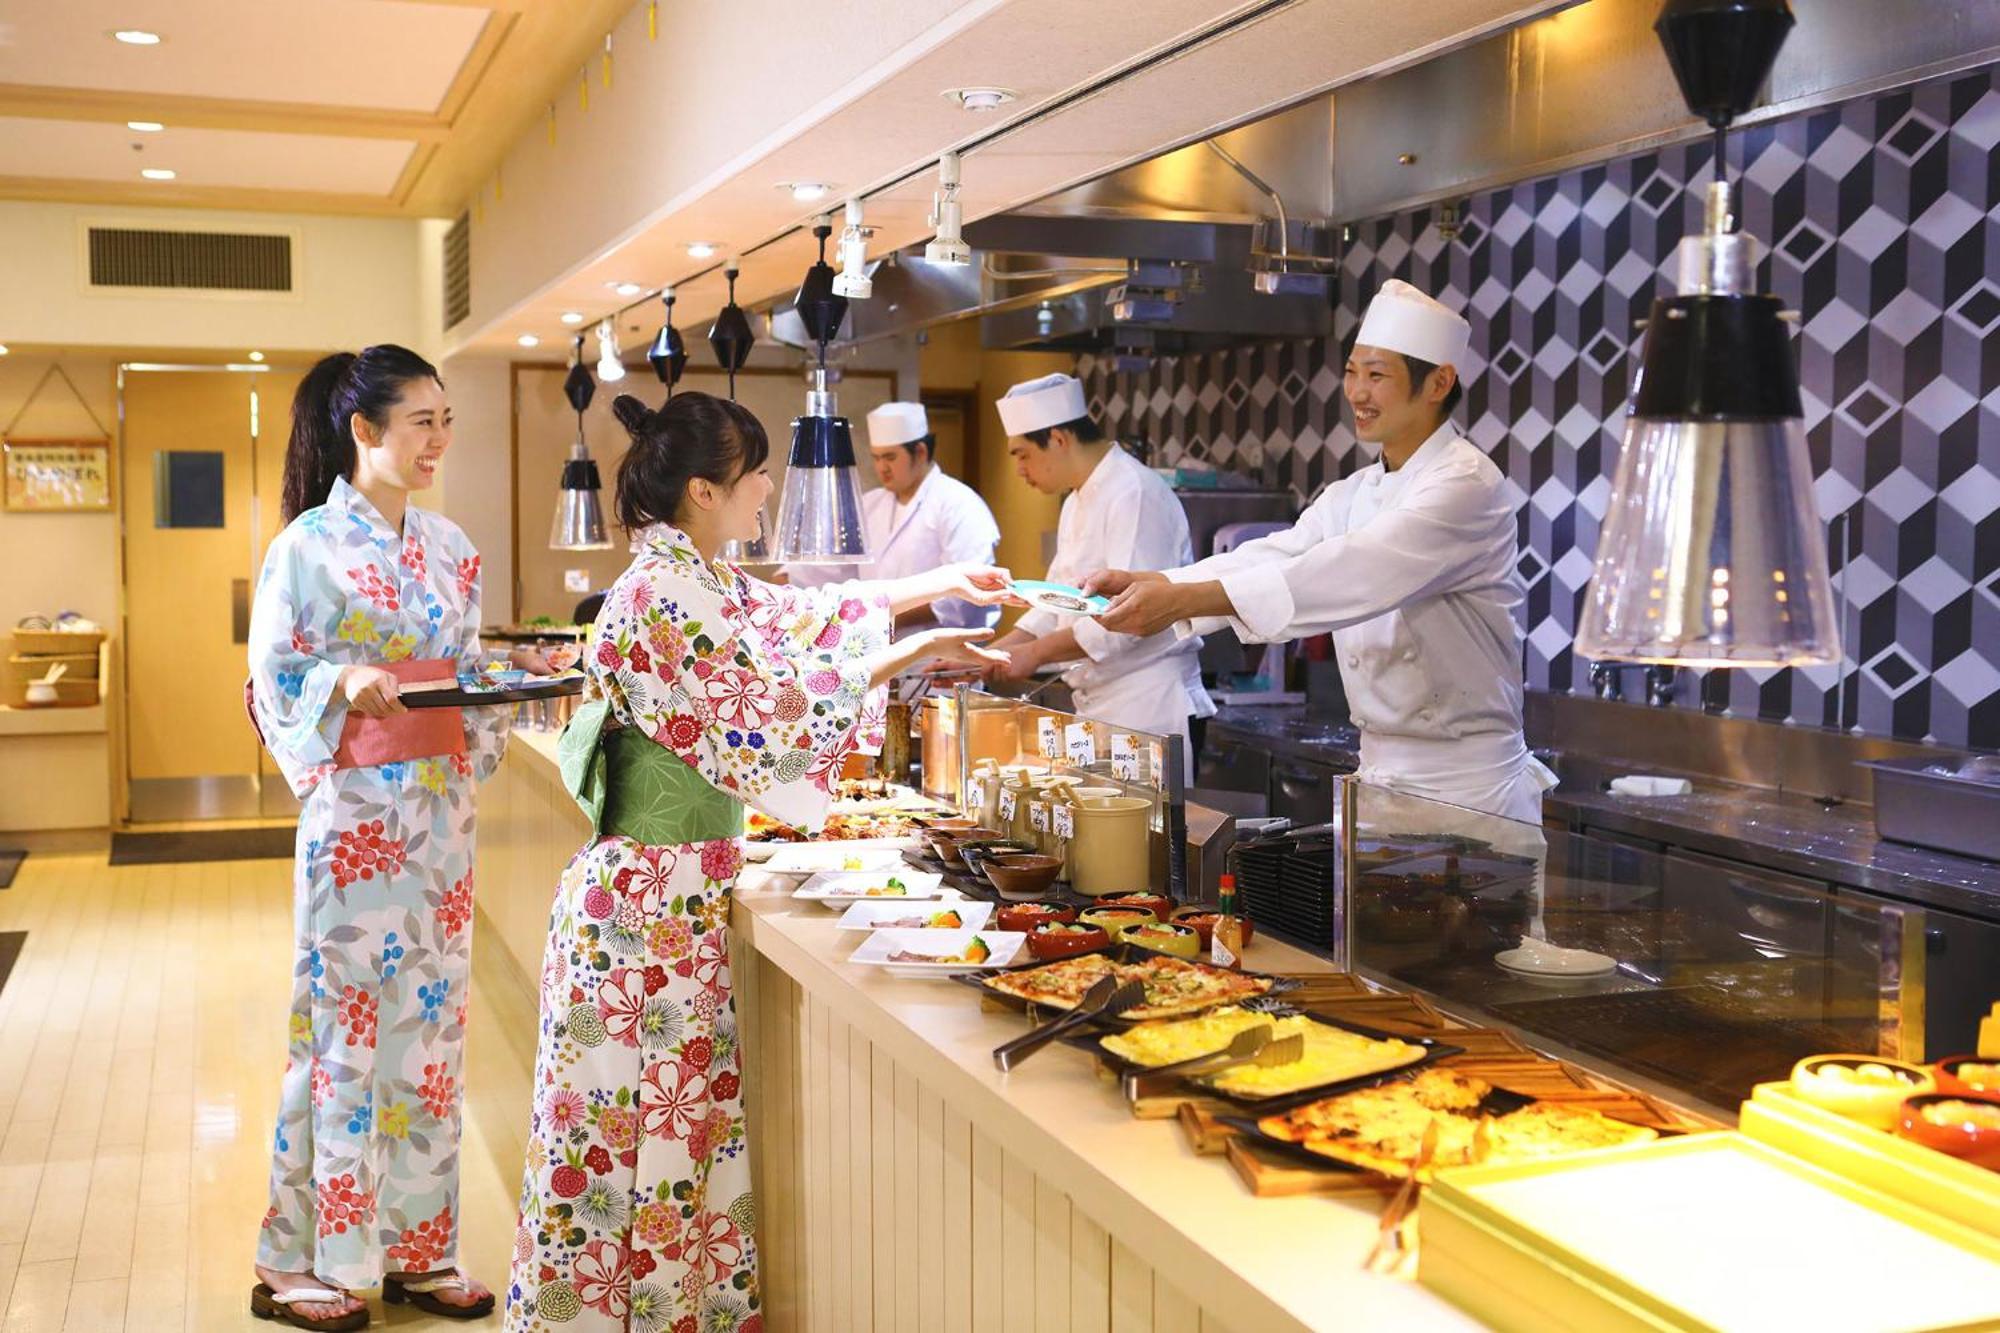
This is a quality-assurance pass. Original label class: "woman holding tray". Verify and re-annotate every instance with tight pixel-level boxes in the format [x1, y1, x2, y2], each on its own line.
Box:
[248, 345, 548, 1329]
[503, 392, 1009, 1332]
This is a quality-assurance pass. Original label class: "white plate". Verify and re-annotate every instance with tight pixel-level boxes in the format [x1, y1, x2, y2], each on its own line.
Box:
[762, 843, 912, 874]
[793, 869, 951, 909]
[848, 928, 1026, 977]
[1494, 941, 1617, 977]
[835, 899, 993, 932]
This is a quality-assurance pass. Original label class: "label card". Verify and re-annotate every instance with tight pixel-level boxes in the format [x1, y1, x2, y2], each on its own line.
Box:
[1064, 723, 1098, 767]
[1030, 801, 1049, 833]
[998, 788, 1017, 821]
[1148, 741, 1167, 788]
[1111, 733, 1141, 782]
[1053, 804, 1074, 839]
[1037, 716, 1061, 760]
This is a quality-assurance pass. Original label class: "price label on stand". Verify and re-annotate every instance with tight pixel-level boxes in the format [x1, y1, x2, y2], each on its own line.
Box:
[1053, 804, 1074, 839]
[1064, 723, 1098, 767]
[1148, 741, 1166, 787]
[999, 788, 1017, 821]
[1037, 716, 1061, 760]
[1110, 733, 1141, 782]
[969, 777, 990, 809]
[1030, 801, 1049, 833]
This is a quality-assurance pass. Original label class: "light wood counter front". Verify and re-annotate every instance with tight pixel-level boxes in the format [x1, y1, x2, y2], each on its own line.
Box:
[479, 728, 1481, 1333]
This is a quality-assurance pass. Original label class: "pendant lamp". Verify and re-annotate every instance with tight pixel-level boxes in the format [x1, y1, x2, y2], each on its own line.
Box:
[551, 334, 613, 551]
[704, 261, 771, 563]
[647, 286, 687, 393]
[772, 218, 870, 565]
[1577, 0, 1837, 668]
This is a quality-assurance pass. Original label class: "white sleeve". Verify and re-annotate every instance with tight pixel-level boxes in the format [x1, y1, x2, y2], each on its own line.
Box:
[1071, 477, 1192, 663]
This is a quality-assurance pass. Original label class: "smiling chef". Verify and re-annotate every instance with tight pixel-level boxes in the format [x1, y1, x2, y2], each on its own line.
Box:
[1087, 280, 1554, 822]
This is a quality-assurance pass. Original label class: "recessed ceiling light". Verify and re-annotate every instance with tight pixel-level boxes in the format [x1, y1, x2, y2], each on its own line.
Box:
[126, 120, 164, 133]
[0, 345, 10, 357]
[781, 181, 830, 203]
[686, 242, 716, 259]
[140, 168, 176, 181]
[247, 350, 265, 363]
[517, 333, 540, 348]
[944, 86, 1017, 112]
[609, 282, 643, 297]
[560, 311, 585, 325]
[112, 29, 162, 45]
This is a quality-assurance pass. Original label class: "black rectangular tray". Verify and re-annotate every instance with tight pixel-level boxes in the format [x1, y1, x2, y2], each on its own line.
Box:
[1063, 1007, 1464, 1110]
[1217, 1079, 1539, 1177]
[400, 676, 585, 709]
[949, 942, 1301, 1030]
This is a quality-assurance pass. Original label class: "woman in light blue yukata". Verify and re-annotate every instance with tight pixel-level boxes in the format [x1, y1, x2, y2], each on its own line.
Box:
[247, 345, 546, 1330]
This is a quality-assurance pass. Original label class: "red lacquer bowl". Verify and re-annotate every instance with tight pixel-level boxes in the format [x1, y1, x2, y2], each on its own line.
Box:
[1894, 1092, 2000, 1171]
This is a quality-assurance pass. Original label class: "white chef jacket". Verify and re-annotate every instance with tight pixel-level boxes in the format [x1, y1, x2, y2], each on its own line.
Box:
[1167, 423, 1552, 823]
[783, 466, 1002, 628]
[1022, 445, 1214, 762]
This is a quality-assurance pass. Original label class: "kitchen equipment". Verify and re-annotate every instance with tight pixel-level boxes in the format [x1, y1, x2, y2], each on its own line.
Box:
[1860, 757, 2000, 862]
[1069, 795, 1154, 895]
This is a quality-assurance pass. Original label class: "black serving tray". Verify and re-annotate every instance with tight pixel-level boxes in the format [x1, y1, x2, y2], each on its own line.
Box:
[399, 675, 585, 709]
[950, 942, 1301, 1031]
[1216, 1079, 1538, 1175]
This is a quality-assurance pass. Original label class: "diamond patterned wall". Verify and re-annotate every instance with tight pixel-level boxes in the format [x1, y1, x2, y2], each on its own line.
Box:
[1079, 64, 2000, 750]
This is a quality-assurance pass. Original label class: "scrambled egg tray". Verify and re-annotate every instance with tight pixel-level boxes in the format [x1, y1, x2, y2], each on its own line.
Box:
[1098, 1006, 1427, 1098]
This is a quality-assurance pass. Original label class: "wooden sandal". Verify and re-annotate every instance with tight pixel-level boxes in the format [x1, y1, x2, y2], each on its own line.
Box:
[384, 1271, 496, 1320]
[249, 1281, 370, 1332]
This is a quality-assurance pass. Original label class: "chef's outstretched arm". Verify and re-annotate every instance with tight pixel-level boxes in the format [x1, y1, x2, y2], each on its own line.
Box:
[1095, 578, 1235, 638]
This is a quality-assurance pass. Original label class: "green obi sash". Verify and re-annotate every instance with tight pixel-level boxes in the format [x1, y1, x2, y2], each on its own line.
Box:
[559, 698, 745, 844]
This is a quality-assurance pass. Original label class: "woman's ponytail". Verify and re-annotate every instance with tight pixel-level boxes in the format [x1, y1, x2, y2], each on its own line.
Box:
[280, 344, 442, 523]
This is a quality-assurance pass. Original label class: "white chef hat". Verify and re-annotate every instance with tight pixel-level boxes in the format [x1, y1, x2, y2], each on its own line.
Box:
[1355, 279, 1470, 369]
[866, 401, 929, 449]
[996, 372, 1089, 436]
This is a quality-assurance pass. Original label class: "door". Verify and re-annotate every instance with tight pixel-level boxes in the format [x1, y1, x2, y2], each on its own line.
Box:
[121, 367, 298, 822]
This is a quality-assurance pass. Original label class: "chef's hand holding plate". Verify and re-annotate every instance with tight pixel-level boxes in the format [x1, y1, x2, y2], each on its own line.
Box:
[1097, 579, 1196, 638]
[1080, 568, 1165, 600]
[341, 664, 407, 718]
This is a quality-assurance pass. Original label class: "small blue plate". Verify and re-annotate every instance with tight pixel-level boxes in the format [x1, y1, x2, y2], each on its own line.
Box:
[1009, 579, 1111, 616]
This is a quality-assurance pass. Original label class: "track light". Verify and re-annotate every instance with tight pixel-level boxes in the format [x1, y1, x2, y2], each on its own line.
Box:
[594, 319, 626, 382]
[925, 151, 970, 266]
[832, 198, 873, 299]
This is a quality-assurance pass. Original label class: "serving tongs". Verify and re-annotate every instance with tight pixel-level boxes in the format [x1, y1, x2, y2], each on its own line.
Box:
[1363, 1116, 1489, 1274]
[994, 977, 1145, 1073]
[1121, 1027, 1306, 1100]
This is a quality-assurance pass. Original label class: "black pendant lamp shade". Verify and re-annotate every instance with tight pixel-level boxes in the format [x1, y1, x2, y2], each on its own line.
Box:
[793, 219, 849, 347]
[551, 335, 612, 550]
[708, 261, 755, 398]
[648, 289, 687, 391]
[1655, 0, 1794, 128]
[563, 334, 596, 413]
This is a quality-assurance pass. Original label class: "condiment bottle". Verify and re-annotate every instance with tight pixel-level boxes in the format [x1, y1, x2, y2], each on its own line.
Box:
[1211, 872, 1243, 969]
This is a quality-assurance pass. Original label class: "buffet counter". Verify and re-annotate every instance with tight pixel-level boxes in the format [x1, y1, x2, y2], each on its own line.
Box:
[478, 728, 1480, 1333]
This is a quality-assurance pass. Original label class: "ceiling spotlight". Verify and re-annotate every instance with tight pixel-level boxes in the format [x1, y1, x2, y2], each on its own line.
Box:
[945, 86, 1017, 112]
[517, 334, 540, 348]
[560, 311, 584, 325]
[126, 120, 164, 133]
[595, 319, 626, 382]
[112, 29, 162, 45]
[783, 181, 831, 203]
[0, 345, 11, 357]
[832, 198, 873, 300]
[925, 151, 971, 266]
[685, 242, 716, 259]
[609, 281, 644, 297]
[247, 350, 265, 363]
[140, 168, 176, 181]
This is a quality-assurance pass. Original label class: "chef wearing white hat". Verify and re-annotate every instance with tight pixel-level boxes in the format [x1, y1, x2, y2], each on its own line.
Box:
[985, 372, 1213, 771]
[782, 400, 1002, 630]
[1087, 280, 1553, 822]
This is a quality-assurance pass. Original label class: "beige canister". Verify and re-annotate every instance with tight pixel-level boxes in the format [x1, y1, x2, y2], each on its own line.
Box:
[1068, 796, 1153, 896]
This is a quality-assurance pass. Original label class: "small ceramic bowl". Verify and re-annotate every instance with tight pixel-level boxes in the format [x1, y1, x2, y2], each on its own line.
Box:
[1932, 1055, 2000, 1098]
[1894, 1091, 2000, 1170]
[930, 828, 1002, 866]
[1789, 1055, 1936, 1130]
[1102, 892, 1174, 921]
[1079, 906, 1156, 939]
[983, 854, 1063, 902]
[1117, 920, 1200, 959]
[1170, 909, 1256, 951]
[926, 818, 985, 835]
[1026, 922, 1110, 961]
[959, 839, 1035, 877]
[996, 901, 1076, 933]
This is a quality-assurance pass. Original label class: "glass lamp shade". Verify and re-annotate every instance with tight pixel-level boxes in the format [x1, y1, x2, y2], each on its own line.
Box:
[720, 503, 772, 564]
[772, 413, 870, 564]
[549, 440, 613, 551]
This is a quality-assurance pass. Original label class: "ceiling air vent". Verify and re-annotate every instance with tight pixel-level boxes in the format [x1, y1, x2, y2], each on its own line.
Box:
[442, 212, 471, 329]
[86, 227, 293, 291]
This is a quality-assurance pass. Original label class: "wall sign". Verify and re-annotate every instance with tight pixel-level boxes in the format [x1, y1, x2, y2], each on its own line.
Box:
[3, 439, 113, 512]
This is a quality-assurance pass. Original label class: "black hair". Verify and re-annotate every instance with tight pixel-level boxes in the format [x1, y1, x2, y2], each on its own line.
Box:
[1399, 353, 1464, 416]
[282, 344, 442, 522]
[893, 433, 936, 462]
[612, 390, 770, 532]
[1021, 415, 1104, 448]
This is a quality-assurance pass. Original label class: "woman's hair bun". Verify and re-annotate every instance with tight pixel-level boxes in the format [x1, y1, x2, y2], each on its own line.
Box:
[610, 393, 656, 436]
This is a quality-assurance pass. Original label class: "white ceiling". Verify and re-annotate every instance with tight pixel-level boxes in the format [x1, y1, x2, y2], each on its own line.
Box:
[0, 117, 415, 193]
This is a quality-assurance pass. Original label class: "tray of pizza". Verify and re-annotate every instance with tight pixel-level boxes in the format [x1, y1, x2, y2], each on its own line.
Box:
[958, 945, 1297, 1027]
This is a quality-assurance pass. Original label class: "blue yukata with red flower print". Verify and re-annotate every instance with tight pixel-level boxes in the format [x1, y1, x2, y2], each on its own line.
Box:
[505, 526, 888, 1333]
[247, 476, 511, 1290]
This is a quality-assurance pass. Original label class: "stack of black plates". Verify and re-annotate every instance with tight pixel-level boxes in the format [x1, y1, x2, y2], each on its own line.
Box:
[1231, 836, 1340, 946]
[1232, 839, 1287, 937]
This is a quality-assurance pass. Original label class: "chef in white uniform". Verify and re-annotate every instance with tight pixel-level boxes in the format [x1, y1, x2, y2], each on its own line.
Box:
[783, 401, 1002, 632]
[1087, 281, 1553, 823]
[985, 372, 1213, 772]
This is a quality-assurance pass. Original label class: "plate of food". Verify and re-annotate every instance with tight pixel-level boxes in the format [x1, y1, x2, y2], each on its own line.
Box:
[792, 869, 952, 908]
[1007, 580, 1111, 618]
[745, 809, 931, 849]
[970, 947, 1291, 1024]
[1090, 1005, 1456, 1104]
[835, 900, 993, 933]
[1234, 1068, 1659, 1183]
[849, 928, 1026, 978]
[761, 843, 912, 874]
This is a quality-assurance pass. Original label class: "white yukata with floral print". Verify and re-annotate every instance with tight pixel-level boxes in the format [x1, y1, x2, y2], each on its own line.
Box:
[506, 526, 889, 1333]
[249, 476, 511, 1289]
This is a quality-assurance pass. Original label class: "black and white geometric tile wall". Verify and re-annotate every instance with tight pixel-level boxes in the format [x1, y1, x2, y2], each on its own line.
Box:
[1079, 64, 2000, 751]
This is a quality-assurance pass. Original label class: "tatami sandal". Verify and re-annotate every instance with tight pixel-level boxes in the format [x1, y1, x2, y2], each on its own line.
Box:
[384, 1271, 496, 1320]
[249, 1281, 370, 1332]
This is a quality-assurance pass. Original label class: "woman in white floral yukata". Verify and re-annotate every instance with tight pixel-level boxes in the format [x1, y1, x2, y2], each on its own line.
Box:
[505, 392, 1010, 1333]
[249, 345, 553, 1331]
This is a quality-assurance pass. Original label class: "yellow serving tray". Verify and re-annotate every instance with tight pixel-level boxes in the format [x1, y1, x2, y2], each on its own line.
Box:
[1741, 1080, 2000, 1239]
[1421, 1132, 2000, 1332]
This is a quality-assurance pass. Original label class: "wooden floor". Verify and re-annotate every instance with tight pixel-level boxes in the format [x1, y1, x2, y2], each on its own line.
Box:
[0, 846, 539, 1332]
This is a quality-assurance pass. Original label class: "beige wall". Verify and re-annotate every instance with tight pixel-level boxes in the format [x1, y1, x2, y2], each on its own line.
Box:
[0, 354, 121, 632]
[434, 354, 516, 623]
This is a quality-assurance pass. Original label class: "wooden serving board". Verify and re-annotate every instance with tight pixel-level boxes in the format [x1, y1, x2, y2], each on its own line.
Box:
[1309, 993, 1448, 1034]
[1224, 1136, 1397, 1198]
